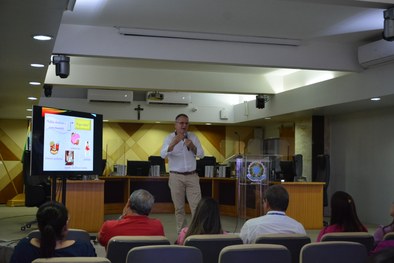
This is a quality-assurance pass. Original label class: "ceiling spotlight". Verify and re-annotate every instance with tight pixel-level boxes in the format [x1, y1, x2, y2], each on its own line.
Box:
[30, 63, 45, 68]
[32, 34, 53, 41]
[52, 55, 70, 78]
[29, 81, 41, 86]
[27, 97, 38, 101]
[370, 97, 381, 101]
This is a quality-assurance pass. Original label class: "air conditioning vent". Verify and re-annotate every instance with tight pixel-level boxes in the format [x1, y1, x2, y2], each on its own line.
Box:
[87, 89, 133, 103]
[358, 40, 394, 68]
[146, 92, 191, 106]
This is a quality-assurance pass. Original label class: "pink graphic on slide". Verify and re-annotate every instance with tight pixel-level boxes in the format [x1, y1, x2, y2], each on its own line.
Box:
[71, 132, 80, 145]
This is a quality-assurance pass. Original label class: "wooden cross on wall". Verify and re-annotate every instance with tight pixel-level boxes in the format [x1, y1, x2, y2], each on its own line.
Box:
[134, 104, 144, 120]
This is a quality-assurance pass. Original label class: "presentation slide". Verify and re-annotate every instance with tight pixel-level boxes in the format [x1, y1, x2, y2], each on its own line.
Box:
[43, 113, 94, 171]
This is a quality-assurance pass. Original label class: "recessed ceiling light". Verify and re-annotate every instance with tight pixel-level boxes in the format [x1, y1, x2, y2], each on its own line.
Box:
[155, 121, 161, 123]
[32, 34, 53, 41]
[28, 97, 38, 101]
[30, 63, 45, 68]
[265, 117, 271, 120]
[370, 97, 381, 101]
[205, 123, 212, 125]
[26, 116, 32, 119]
[103, 120, 109, 122]
[29, 81, 41, 86]
[26, 108, 32, 112]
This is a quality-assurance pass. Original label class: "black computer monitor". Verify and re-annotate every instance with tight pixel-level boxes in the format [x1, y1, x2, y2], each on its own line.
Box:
[127, 160, 151, 176]
[279, 160, 296, 182]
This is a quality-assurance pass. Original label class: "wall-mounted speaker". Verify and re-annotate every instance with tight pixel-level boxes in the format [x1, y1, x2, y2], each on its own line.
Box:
[256, 94, 265, 109]
[43, 84, 53, 97]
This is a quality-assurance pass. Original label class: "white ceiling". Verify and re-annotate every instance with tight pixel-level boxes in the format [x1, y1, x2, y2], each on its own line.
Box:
[1, 0, 393, 122]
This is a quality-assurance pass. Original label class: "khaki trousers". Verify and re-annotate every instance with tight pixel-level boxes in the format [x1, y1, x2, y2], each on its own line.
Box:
[168, 172, 201, 234]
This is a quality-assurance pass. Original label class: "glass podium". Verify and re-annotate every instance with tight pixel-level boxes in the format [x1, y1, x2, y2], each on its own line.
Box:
[225, 154, 271, 229]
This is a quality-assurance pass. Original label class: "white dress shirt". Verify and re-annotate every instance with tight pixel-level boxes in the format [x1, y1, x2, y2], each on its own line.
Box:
[239, 210, 306, 244]
[160, 131, 204, 172]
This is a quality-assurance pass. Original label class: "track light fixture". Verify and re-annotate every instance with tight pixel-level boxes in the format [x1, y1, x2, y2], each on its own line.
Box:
[52, 55, 70, 78]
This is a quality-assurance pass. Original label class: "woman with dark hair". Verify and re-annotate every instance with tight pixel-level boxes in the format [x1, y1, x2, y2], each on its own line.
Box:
[10, 201, 96, 262]
[316, 191, 367, 241]
[176, 197, 225, 245]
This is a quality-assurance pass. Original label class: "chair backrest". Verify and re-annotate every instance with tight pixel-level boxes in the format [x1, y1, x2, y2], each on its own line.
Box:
[320, 232, 374, 252]
[219, 244, 291, 263]
[300, 241, 367, 263]
[255, 233, 311, 263]
[106, 235, 170, 263]
[384, 232, 394, 240]
[184, 234, 243, 263]
[32, 257, 110, 263]
[126, 245, 203, 263]
[28, 229, 91, 242]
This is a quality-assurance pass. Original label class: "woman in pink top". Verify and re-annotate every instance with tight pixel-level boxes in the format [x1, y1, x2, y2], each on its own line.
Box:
[176, 197, 225, 245]
[373, 202, 394, 243]
[317, 191, 367, 242]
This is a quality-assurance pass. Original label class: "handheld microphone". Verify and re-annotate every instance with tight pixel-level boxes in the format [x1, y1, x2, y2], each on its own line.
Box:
[184, 132, 190, 151]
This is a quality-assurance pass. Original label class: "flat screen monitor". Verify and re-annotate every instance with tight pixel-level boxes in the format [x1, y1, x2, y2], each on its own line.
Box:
[127, 160, 151, 176]
[279, 160, 296, 182]
[30, 106, 103, 177]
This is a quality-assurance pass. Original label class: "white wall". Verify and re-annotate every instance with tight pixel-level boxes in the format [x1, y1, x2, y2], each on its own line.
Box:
[329, 106, 394, 225]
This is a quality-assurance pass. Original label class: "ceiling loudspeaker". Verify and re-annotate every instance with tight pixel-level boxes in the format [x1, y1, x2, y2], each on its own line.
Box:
[43, 84, 53, 97]
[256, 94, 266, 109]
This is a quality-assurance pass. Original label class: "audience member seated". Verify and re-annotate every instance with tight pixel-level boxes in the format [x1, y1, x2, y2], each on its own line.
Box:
[239, 185, 306, 244]
[176, 197, 225, 245]
[316, 191, 367, 242]
[373, 202, 394, 244]
[368, 247, 394, 263]
[98, 189, 165, 248]
[10, 201, 96, 263]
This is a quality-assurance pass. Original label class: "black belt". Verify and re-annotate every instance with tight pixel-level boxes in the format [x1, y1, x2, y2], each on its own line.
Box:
[170, 171, 196, 175]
